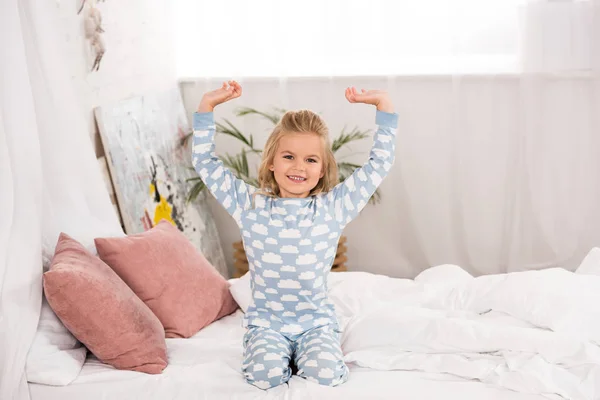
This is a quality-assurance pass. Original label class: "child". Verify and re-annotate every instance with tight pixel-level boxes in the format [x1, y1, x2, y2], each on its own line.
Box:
[192, 81, 397, 390]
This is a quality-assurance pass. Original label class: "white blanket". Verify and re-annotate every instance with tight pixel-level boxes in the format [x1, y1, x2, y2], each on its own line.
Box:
[330, 265, 600, 400]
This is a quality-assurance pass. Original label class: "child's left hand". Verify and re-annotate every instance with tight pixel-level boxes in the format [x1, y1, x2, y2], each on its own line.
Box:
[345, 87, 394, 113]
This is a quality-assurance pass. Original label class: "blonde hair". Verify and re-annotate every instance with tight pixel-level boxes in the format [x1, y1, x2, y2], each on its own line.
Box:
[258, 109, 338, 197]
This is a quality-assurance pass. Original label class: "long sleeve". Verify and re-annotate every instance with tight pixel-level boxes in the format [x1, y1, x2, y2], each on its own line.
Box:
[326, 110, 398, 228]
[191, 112, 256, 226]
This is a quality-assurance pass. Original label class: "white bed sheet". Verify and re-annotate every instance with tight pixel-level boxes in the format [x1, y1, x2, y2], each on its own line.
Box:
[31, 263, 600, 400]
[29, 310, 544, 400]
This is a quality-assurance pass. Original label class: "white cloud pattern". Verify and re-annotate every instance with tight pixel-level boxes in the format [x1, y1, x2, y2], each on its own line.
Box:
[279, 229, 301, 239]
[297, 254, 317, 265]
[314, 242, 328, 251]
[262, 253, 283, 264]
[299, 271, 316, 280]
[252, 223, 268, 235]
[281, 246, 299, 254]
[263, 269, 280, 278]
[311, 225, 329, 236]
[278, 279, 301, 289]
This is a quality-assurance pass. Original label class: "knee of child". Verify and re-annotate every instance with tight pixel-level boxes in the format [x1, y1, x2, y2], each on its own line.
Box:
[242, 355, 291, 389]
[297, 359, 349, 387]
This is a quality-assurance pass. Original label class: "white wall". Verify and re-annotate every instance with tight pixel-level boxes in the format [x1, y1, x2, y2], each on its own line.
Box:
[180, 76, 600, 278]
[52, 0, 176, 156]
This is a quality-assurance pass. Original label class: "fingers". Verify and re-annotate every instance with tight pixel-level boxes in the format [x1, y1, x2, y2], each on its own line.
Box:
[230, 80, 242, 97]
[225, 80, 242, 98]
[347, 86, 388, 105]
[345, 87, 354, 103]
[350, 86, 366, 102]
[346, 86, 367, 103]
[214, 80, 242, 102]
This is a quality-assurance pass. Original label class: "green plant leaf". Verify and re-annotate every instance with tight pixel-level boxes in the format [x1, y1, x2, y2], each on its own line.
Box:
[337, 162, 362, 178]
[216, 119, 253, 148]
[235, 107, 285, 124]
[180, 131, 193, 148]
[240, 149, 250, 177]
[331, 127, 370, 153]
[221, 150, 253, 181]
[370, 189, 381, 204]
[247, 177, 260, 187]
[186, 180, 205, 204]
[221, 154, 241, 180]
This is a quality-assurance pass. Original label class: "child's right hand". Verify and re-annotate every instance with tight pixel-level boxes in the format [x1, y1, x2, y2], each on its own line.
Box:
[197, 80, 242, 112]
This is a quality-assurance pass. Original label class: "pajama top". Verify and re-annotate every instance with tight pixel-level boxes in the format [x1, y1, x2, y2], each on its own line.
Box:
[192, 110, 398, 337]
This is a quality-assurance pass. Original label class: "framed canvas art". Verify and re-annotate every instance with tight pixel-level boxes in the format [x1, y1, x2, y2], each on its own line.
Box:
[95, 88, 228, 276]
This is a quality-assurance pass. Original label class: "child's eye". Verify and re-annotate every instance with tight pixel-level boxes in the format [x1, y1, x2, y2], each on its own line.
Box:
[307, 158, 317, 163]
[283, 155, 293, 160]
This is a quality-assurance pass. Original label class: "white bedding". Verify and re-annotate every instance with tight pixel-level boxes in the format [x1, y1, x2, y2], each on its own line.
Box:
[28, 311, 544, 400]
[30, 265, 600, 400]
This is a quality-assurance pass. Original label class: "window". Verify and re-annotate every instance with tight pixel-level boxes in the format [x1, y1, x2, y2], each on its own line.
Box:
[174, 0, 529, 77]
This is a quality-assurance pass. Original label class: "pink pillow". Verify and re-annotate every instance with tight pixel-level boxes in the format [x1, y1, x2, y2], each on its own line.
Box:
[43, 233, 168, 374]
[95, 220, 238, 338]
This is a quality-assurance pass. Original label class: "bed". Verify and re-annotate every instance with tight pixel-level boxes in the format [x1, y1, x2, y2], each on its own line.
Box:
[28, 311, 544, 400]
[28, 258, 600, 400]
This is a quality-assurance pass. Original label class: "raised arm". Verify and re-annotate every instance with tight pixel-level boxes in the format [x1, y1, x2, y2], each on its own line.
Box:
[192, 81, 256, 226]
[327, 87, 398, 228]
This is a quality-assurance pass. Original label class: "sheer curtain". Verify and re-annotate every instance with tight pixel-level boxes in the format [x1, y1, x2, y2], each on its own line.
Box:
[1, 1, 43, 398]
[0, 0, 121, 398]
[177, 0, 600, 277]
[404, 0, 600, 275]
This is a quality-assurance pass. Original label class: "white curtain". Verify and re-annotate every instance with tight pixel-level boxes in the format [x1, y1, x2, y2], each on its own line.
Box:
[179, 0, 600, 277]
[0, 0, 121, 398]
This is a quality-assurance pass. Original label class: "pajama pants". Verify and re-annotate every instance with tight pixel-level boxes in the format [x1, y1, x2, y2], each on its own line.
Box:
[242, 325, 349, 390]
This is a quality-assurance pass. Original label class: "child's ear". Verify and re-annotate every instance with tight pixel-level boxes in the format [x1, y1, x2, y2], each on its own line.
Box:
[269, 165, 275, 172]
[320, 168, 325, 178]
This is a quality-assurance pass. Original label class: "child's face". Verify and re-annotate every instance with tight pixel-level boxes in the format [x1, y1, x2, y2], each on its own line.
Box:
[269, 132, 325, 198]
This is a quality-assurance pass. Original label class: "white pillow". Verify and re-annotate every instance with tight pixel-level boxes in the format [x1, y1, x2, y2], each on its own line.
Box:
[229, 273, 251, 313]
[576, 247, 600, 276]
[26, 296, 88, 386]
[414, 264, 473, 286]
[27, 221, 125, 386]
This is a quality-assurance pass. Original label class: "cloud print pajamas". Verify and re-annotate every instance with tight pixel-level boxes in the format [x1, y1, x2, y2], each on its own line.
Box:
[192, 110, 398, 389]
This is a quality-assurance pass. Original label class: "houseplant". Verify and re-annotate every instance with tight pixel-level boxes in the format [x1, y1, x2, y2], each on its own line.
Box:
[182, 107, 380, 276]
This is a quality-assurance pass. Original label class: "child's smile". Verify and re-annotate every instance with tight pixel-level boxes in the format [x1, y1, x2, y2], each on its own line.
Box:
[269, 132, 325, 198]
[287, 175, 306, 183]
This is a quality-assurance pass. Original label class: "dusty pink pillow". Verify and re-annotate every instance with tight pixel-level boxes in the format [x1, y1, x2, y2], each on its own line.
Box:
[95, 220, 238, 338]
[43, 233, 168, 374]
